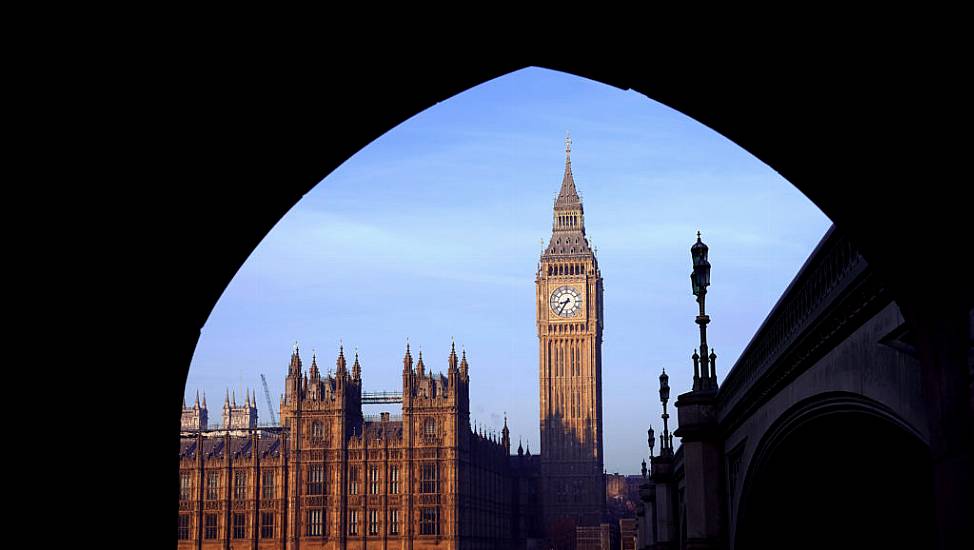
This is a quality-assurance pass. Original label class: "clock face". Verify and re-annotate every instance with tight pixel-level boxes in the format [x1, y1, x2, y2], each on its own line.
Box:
[550, 286, 582, 318]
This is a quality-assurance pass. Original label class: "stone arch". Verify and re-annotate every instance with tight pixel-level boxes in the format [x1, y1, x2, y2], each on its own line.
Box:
[735, 391, 934, 550]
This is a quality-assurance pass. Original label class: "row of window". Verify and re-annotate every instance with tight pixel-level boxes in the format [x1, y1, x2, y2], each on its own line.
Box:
[307, 418, 438, 439]
[181, 470, 277, 501]
[177, 512, 275, 540]
[547, 263, 586, 276]
[306, 464, 436, 496]
[179, 509, 439, 540]
[307, 508, 438, 537]
[182, 463, 437, 502]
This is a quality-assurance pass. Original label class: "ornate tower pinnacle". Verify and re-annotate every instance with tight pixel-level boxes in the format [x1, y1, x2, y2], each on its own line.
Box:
[289, 343, 303, 375]
[352, 349, 361, 381]
[448, 339, 459, 372]
[459, 347, 469, 380]
[402, 342, 413, 373]
[336, 343, 347, 375]
[309, 351, 320, 380]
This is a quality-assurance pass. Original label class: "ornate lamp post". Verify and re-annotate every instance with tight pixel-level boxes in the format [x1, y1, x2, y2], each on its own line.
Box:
[690, 231, 717, 391]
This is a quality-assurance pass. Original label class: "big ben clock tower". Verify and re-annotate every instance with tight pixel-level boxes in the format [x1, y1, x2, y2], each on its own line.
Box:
[537, 135, 606, 531]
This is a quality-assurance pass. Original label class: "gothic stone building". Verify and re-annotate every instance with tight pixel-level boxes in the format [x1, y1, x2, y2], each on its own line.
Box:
[179, 343, 525, 550]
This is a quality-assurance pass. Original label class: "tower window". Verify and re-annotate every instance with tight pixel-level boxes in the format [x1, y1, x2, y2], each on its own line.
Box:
[420, 463, 438, 494]
[311, 421, 323, 439]
[349, 467, 359, 495]
[233, 513, 246, 538]
[180, 472, 191, 501]
[349, 510, 359, 535]
[420, 508, 440, 535]
[369, 465, 380, 494]
[306, 509, 323, 536]
[369, 509, 379, 535]
[262, 469, 275, 499]
[423, 418, 436, 437]
[205, 513, 218, 539]
[206, 472, 219, 500]
[261, 512, 275, 539]
[234, 471, 248, 500]
[178, 514, 190, 540]
[307, 464, 324, 495]
[389, 509, 400, 535]
[388, 465, 399, 494]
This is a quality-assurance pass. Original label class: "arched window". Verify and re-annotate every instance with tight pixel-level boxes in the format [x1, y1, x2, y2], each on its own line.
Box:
[423, 418, 436, 437]
[311, 421, 323, 439]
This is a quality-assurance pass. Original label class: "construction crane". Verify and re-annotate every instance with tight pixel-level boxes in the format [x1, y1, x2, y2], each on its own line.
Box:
[260, 374, 278, 426]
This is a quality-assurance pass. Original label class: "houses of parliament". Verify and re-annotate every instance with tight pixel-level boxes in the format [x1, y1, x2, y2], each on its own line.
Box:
[178, 139, 607, 549]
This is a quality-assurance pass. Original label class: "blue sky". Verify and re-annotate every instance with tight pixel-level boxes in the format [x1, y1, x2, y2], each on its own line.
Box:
[185, 67, 832, 474]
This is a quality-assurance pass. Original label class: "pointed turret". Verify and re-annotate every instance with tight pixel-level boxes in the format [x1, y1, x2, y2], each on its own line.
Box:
[502, 413, 511, 453]
[544, 134, 592, 257]
[448, 339, 458, 372]
[194, 390, 200, 408]
[202, 392, 207, 409]
[352, 350, 361, 381]
[460, 347, 469, 381]
[289, 342, 302, 375]
[336, 343, 347, 376]
[554, 133, 581, 211]
[403, 342, 413, 373]
[518, 438, 524, 456]
[309, 351, 320, 380]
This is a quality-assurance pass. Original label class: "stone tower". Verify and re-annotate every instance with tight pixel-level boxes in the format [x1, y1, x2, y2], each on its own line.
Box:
[536, 136, 605, 530]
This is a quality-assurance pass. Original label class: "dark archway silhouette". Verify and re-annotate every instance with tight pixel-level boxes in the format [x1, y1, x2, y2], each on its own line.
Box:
[736, 402, 935, 550]
[143, 52, 969, 547]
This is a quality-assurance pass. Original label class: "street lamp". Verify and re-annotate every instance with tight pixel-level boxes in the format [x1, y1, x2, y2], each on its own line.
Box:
[690, 231, 711, 302]
[659, 369, 671, 453]
[690, 231, 717, 391]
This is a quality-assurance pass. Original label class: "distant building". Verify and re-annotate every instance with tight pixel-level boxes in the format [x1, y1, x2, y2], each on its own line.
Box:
[619, 518, 637, 550]
[576, 522, 619, 550]
[179, 343, 539, 549]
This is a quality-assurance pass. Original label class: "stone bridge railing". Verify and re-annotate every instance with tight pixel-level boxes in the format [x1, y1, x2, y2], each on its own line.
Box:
[716, 225, 890, 432]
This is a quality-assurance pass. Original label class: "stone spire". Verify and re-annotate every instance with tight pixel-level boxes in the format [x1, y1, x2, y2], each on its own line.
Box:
[336, 343, 347, 376]
[416, 349, 425, 377]
[544, 134, 592, 257]
[502, 413, 511, 453]
[309, 351, 320, 380]
[518, 438, 524, 456]
[460, 347, 469, 380]
[352, 349, 361, 381]
[448, 339, 459, 372]
[202, 392, 207, 408]
[289, 342, 302, 376]
[194, 390, 200, 408]
[554, 133, 581, 211]
[403, 342, 413, 373]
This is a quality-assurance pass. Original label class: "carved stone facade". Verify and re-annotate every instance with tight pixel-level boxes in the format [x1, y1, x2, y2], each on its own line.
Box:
[537, 138, 606, 533]
[179, 343, 530, 550]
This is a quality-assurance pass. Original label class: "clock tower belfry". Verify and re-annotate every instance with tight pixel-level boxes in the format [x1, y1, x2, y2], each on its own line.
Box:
[537, 135, 606, 529]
